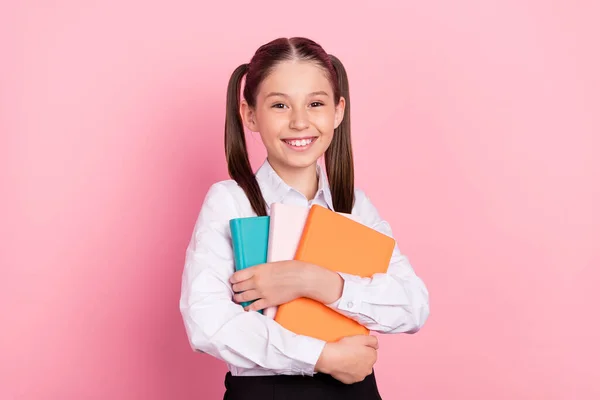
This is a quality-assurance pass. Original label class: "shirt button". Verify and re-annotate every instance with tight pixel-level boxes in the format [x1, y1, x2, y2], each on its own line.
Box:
[347, 301, 354, 308]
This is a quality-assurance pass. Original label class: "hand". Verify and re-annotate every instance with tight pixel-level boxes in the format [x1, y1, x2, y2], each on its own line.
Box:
[229, 260, 308, 312]
[315, 335, 379, 384]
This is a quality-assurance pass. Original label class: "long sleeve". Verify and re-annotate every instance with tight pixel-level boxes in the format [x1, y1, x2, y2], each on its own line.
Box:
[179, 182, 326, 375]
[326, 189, 430, 334]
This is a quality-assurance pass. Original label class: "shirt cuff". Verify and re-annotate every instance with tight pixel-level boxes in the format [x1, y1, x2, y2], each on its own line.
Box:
[326, 272, 364, 313]
[287, 334, 327, 376]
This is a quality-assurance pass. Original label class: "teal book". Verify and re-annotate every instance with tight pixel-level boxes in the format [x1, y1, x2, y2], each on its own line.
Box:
[229, 216, 270, 314]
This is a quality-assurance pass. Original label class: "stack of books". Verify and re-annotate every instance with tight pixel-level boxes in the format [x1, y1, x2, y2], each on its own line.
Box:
[229, 203, 395, 342]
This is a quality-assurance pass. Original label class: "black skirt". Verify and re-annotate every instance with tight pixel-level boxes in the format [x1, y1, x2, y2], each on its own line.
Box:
[223, 370, 383, 400]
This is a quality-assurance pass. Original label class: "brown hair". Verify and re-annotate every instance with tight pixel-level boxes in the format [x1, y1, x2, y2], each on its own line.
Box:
[224, 37, 354, 216]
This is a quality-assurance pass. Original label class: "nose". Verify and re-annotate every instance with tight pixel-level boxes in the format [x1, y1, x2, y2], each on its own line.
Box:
[289, 107, 309, 131]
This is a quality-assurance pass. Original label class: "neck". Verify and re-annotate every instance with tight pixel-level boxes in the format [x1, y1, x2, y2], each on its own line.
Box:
[268, 157, 319, 201]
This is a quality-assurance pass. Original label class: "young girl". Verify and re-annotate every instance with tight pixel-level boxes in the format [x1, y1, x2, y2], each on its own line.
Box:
[179, 37, 430, 399]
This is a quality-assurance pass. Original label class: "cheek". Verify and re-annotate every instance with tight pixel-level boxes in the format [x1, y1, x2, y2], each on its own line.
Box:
[313, 112, 337, 133]
[256, 113, 286, 140]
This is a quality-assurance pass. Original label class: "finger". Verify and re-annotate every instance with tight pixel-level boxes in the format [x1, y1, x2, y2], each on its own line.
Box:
[363, 335, 379, 349]
[233, 289, 260, 304]
[230, 267, 255, 284]
[232, 279, 255, 293]
[245, 298, 268, 313]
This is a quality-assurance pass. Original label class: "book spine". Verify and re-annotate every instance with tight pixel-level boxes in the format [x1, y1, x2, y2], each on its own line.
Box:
[266, 209, 276, 262]
[232, 222, 244, 269]
[229, 219, 262, 314]
[293, 207, 315, 260]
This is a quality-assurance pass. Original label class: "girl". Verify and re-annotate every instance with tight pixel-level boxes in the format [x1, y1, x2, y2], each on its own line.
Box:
[179, 37, 430, 399]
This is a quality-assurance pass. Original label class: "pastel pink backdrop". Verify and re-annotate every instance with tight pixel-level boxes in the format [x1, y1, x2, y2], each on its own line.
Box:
[2, 1, 598, 399]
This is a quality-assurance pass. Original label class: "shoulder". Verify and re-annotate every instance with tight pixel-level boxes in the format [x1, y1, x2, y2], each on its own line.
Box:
[353, 187, 370, 207]
[351, 187, 388, 232]
[203, 179, 244, 202]
[188, 179, 254, 246]
[199, 179, 254, 220]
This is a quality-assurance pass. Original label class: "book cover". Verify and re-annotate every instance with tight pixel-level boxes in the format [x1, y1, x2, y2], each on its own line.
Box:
[229, 216, 270, 314]
[274, 204, 396, 342]
[265, 203, 359, 319]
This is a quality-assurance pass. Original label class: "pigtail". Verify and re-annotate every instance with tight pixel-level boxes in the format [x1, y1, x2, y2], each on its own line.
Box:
[325, 54, 355, 213]
[224, 64, 268, 216]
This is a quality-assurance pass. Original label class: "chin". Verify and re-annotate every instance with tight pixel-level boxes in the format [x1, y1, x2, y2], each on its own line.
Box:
[277, 152, 322, 170]
[287, 157, 320, 169]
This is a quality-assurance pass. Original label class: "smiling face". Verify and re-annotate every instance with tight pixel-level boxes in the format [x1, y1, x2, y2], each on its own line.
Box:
[241, 61, 345, 173]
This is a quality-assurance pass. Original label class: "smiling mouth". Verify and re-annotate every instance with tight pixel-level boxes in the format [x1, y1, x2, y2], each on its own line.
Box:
[281, 137, 317, 148]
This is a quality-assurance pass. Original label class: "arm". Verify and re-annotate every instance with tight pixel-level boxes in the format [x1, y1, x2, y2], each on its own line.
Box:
[302, 190, 430, 334]
[179, 183, 325, 375]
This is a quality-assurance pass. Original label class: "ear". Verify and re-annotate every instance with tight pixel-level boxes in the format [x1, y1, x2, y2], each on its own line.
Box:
[334, 96, 346, 129]
[240, 99, 258, 132]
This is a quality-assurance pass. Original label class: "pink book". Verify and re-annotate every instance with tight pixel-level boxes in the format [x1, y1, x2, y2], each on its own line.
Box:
[263, 203, 359, 319]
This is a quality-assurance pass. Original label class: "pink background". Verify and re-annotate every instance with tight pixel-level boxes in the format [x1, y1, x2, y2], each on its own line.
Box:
[2, 1, 599, 399]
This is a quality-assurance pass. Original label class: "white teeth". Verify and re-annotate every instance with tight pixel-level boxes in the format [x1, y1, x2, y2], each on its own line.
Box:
[286, 138, 314, 147]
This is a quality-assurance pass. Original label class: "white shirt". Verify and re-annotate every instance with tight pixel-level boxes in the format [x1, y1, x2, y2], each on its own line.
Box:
[179, 159, 430, 377]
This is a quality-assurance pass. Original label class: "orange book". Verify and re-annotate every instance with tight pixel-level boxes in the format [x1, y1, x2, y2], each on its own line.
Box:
[274, 204, 396, 342]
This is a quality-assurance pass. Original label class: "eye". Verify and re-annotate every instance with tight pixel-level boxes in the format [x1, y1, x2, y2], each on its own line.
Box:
[310, 102, 324, 107]
[271, 103, 287, 109]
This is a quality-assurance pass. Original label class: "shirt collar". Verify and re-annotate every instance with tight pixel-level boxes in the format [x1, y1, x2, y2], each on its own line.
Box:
[255, 158, 334, 211]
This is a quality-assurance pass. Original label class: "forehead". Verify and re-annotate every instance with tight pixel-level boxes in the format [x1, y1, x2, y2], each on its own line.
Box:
[258, 61, 333, 97]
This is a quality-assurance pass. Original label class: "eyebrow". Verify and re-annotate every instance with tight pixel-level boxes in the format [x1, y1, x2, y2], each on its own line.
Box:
[265, 91, 330, 99]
